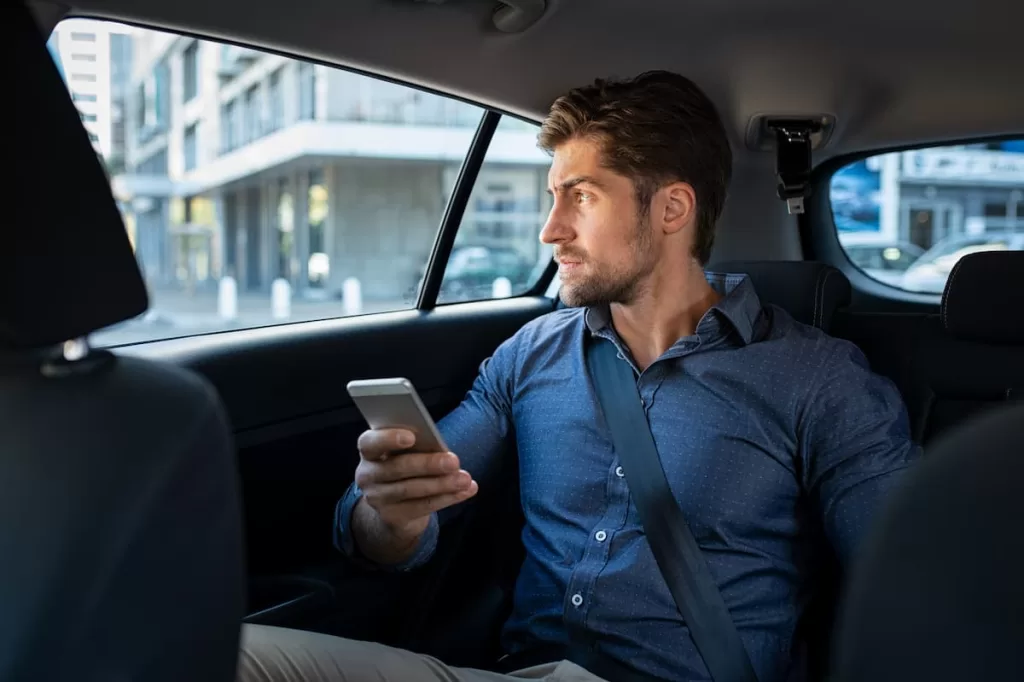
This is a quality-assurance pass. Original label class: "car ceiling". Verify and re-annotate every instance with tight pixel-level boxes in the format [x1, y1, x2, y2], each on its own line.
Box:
[28, 0, 1023, 264]
[35, 0, 1024, 160]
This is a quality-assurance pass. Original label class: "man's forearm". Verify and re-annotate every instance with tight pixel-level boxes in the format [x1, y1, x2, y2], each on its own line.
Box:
[351, 496, 425, 566]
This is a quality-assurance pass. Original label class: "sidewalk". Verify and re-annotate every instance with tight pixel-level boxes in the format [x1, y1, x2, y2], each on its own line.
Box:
[93, 286, 411, 347]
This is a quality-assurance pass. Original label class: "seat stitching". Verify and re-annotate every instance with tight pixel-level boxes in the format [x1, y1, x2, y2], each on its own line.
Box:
[812, 268, 826, 329]
[817, 270, 836, 329]
[941, 259, 967, 330]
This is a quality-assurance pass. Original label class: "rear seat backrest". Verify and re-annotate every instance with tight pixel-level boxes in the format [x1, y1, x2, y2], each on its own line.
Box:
[834, 251, 1024, 444]
[701, 260, 852, 331]
[558, 261, 852, 332]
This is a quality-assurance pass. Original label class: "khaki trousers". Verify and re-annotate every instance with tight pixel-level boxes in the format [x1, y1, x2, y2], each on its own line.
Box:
[237, 625, 608, 682]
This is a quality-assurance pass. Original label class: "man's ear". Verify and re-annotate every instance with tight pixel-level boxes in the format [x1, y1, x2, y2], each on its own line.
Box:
[659, 181, 697, 236]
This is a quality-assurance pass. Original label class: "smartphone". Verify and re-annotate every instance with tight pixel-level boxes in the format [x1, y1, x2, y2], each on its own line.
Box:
[346, 378, 448, 453]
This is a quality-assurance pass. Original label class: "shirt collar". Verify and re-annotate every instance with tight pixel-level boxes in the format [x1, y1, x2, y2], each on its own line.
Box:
[584, 271, 763, 346]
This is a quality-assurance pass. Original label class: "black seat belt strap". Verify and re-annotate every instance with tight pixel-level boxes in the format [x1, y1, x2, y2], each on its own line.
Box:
[586, 338, 759, 682]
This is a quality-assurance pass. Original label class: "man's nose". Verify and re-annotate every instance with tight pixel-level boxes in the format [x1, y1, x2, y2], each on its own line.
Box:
[539, 207, 573, 245]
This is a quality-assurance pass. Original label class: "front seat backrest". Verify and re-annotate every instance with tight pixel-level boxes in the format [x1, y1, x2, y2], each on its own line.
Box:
[0, 5, 244, 681]
[834, 401, 1024, 682]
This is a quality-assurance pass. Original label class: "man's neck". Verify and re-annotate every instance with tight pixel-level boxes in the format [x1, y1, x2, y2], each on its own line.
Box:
[609, 266, 720, 371]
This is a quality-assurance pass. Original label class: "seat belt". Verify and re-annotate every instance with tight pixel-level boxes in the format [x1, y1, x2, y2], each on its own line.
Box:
[586, 337, 759, 682]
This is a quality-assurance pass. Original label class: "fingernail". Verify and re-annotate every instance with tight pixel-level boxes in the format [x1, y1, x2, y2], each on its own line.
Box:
[398, 431, 415, 447]
[443, 454, 459, 471]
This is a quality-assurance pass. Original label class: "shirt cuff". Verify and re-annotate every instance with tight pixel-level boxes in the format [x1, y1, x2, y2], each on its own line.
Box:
[333, 482, 440, 572]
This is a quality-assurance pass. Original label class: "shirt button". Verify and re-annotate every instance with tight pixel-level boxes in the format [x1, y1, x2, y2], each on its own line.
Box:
[615, 466, 624, 478]
[571, 593, 584, 607]
[595, 530, 607, 542]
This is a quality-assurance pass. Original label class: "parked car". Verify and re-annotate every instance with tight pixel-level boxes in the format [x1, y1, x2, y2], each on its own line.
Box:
[901, 232, 1024, 293]
[406, 245, 538, 303]
[440, 245, 536, 302]
[844, 242, 925, 285]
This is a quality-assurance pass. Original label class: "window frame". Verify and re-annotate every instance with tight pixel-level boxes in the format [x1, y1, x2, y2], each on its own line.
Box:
[805, 134, 1024, 308]
[56, 15, 559, 342]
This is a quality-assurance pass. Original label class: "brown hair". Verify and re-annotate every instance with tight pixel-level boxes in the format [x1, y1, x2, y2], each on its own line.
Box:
[538, 70, 732, 265]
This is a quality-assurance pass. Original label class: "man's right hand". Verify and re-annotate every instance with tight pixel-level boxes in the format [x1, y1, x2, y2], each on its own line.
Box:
[354, 428, 478, 544]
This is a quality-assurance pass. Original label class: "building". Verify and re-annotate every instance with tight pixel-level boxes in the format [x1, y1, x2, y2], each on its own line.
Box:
[49, 19, 133, 171]
[113, 31, 553, 304]
[834, 141, 1024, 250]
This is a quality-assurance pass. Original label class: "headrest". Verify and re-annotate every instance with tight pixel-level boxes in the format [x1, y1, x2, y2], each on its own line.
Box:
[3, 3, 147, 349]
[710, 261, 851, 331]
[941, 251, 1024, 344]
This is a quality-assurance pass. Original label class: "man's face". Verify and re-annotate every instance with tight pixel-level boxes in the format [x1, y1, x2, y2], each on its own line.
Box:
[540, 137, 657, 308]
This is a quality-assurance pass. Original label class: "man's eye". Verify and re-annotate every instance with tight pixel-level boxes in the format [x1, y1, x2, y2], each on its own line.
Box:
[576, 191, 592, 204]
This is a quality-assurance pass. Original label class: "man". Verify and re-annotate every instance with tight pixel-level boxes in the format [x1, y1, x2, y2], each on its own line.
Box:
[238, 71, 920, 682]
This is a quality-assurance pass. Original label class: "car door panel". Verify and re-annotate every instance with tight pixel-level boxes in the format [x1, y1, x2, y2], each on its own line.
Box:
[119, 297, 552, 633]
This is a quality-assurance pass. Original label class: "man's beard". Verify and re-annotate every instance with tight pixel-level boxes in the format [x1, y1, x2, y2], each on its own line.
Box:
[558, 213, 656, 308]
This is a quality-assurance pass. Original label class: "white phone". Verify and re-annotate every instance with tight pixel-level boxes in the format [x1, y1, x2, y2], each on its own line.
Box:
[346, 377, 448, 453]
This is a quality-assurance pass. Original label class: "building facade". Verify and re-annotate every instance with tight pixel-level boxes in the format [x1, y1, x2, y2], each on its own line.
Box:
[834, 140, 1024, 250]
[111, 31, 552, 303]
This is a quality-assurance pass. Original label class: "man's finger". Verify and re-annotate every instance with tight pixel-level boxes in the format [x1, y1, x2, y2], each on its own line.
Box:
[379, 482, 480, 525]
[367, 470, 473, 504]
[373, 452, 460, 482]
[357, 428, 416, 461]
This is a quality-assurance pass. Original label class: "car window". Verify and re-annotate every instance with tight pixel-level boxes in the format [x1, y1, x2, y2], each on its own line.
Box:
[49, 18, 490, 346]
[830, 140, 1024, 294]
[435, 116, 553, 304]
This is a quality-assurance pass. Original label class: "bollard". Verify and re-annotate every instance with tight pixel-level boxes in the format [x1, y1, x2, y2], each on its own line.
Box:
[343, 277, 362, 316]
[492, 276, 513, 299]
[271, 278, 292, 320]
[218, 276, 238, 321]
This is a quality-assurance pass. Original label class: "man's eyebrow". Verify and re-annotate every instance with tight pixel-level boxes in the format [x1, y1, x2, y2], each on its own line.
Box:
[545, 175, 606, 194]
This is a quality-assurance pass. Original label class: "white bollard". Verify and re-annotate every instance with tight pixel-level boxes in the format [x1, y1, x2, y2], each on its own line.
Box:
[492, 276, 512, 299]
[218, 276, 238, 321]
[271, 278, 292, 320]
[343, 277, 362, 316]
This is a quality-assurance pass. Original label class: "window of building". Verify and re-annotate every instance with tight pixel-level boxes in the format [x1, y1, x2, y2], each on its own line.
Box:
[72, 92, 98, 103]
[220, 102, 236, 153]
[71, 73, 97, 82]
[244, 84, 262, 143]
[53, 19, 552, 347]
[70, 32, 96, 42]
[307, 169, 328, 288]
[298, 62, 315, 121]
[184, 123, 198, 171]
[831, 140, 1024, 294]
[268, 69, 284, 133]
[80, 112, 98, 123]
[71, 53, 97, 62]
[183, 41, 200, 103]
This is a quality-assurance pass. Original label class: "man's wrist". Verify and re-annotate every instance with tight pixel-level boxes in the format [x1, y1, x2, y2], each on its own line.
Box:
[354, 496, 426, 555]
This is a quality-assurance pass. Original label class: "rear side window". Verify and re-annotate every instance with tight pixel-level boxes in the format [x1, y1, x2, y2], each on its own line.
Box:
[830, 140, 1024, 294]
[435, 116, 553, 305]
[48, 19, 551, 346]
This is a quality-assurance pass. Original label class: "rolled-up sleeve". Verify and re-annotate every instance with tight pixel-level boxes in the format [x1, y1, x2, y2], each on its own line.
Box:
[800, 340, 923, 565]
[333, 331, 520, 570]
